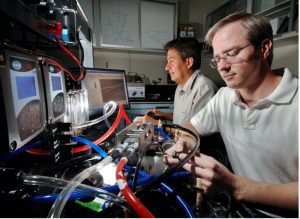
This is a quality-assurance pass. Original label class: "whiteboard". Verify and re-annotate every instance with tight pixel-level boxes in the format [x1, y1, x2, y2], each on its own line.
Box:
[99, 0, 177, 50]
[141, 1, 176, 49]
[100, 0, 140, 48]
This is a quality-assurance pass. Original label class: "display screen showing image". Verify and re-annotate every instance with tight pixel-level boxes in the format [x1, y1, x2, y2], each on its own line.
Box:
[51, 76, 62, 91]
[100, 79, 127, 102]
[83, 68, 129, 116]
[16, 76, 36, 99]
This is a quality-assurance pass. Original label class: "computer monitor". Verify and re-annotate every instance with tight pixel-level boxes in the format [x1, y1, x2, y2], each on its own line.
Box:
[82, 68, 130, 117]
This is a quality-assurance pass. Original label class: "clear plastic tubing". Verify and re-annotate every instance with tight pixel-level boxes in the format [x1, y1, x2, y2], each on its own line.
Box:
[22, 174, 122, 204]
[47, 155, 113, 218]
[74, 101, 117, 129]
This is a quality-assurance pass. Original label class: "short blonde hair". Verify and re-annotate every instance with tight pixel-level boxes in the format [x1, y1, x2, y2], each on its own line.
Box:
[205, 12, 273, 66]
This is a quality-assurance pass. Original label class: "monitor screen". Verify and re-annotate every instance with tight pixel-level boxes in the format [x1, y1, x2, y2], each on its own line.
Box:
[16, 76, 37, 99]
[82, 68, 129, 116]
[51, 76, 62, 91]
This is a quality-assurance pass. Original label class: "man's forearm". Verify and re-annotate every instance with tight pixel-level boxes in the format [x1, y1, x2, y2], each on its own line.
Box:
[232, 175, 298, 210]
[160, 112, 173, 121]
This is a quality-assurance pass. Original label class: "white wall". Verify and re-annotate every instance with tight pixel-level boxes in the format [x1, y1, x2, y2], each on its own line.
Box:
[273, 42, 298, 75]
[93, 0, 298, 86]
[93, 49, 167, 84]
[186, 0, 227, 40]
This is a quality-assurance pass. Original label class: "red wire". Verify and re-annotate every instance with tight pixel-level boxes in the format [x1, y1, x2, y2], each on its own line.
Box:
[26, 148, 49, 156]
[27, 105, 132, 155]
[92, 105, 132, 145]
[93, 105, 123, 145]
[120, 105, 132, 125]
[116, 157, 155, 218]
[42, 56, 82, 82]
[54, 35, 85, 81]
[72, 145, 91, 154]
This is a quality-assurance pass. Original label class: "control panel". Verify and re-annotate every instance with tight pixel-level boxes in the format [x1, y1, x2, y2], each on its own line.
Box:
[0, 49, 46, 151]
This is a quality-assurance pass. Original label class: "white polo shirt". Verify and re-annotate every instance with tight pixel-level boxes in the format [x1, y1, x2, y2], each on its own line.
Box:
[173, 70, 218, 125]
[191, 68, 298, 183]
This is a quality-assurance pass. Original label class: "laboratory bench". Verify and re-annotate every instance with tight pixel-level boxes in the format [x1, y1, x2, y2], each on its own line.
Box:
[125, 101, 174, 116]
[126, 84, 176, 116]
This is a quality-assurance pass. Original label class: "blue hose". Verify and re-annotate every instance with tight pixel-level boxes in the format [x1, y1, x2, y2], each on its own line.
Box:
[71, 136, 108, 158]
[28, 140, 194, 217]
[156, 127, 171, 140]
[122, 166, 195, 218]
[0, 140, 45, 164]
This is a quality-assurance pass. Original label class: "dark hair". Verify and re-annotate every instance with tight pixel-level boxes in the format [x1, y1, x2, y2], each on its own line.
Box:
[205, 12, 274, 66]
[164, 37, 203, 70]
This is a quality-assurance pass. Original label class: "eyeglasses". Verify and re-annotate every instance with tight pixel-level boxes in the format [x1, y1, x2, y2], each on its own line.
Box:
[209, 43, 253, 68]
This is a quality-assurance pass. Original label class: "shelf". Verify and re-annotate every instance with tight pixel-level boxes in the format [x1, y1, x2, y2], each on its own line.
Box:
[274, 31, 298, 47]
[252, 0, 298, 47]
[254, 0, 291, 18]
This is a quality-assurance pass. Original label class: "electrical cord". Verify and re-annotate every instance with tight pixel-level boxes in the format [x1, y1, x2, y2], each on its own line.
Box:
[54, 35, 86, 81]
[162, 123, 198, 140]
[113, 123, 198, 217]
[135, 123, 200, 196]
[131, 144, 148, 192]
[75, 29, 84, 65]
[42, 154, 94, 175]
[9, 104, 128, 158]
[28, 102, 125, 157]
[131, 142, 162, 192]
[123, 165, 195, 218]
[2, 41, 84, 82]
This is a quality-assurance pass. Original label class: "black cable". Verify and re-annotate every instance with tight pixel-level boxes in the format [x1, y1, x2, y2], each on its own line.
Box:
[162, 123, 198, 139]
[38, 60, 49, 125]
[131, 142, 162, 192]
[42, 154, 95, 176]
[135, 123, 200, 196]
[75, 30, 84, 65]
[2, 40, 84, 82]
[74, 29, 86, 80]
[131, 149, 146, 192]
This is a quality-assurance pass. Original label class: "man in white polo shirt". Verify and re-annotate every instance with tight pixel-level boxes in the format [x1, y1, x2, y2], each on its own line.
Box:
[164, 12, 298, 217]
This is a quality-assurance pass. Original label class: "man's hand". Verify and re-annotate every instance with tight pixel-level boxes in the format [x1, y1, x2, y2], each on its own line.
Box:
[134, 115, 159, 125]
[163, 138, 234, 194]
